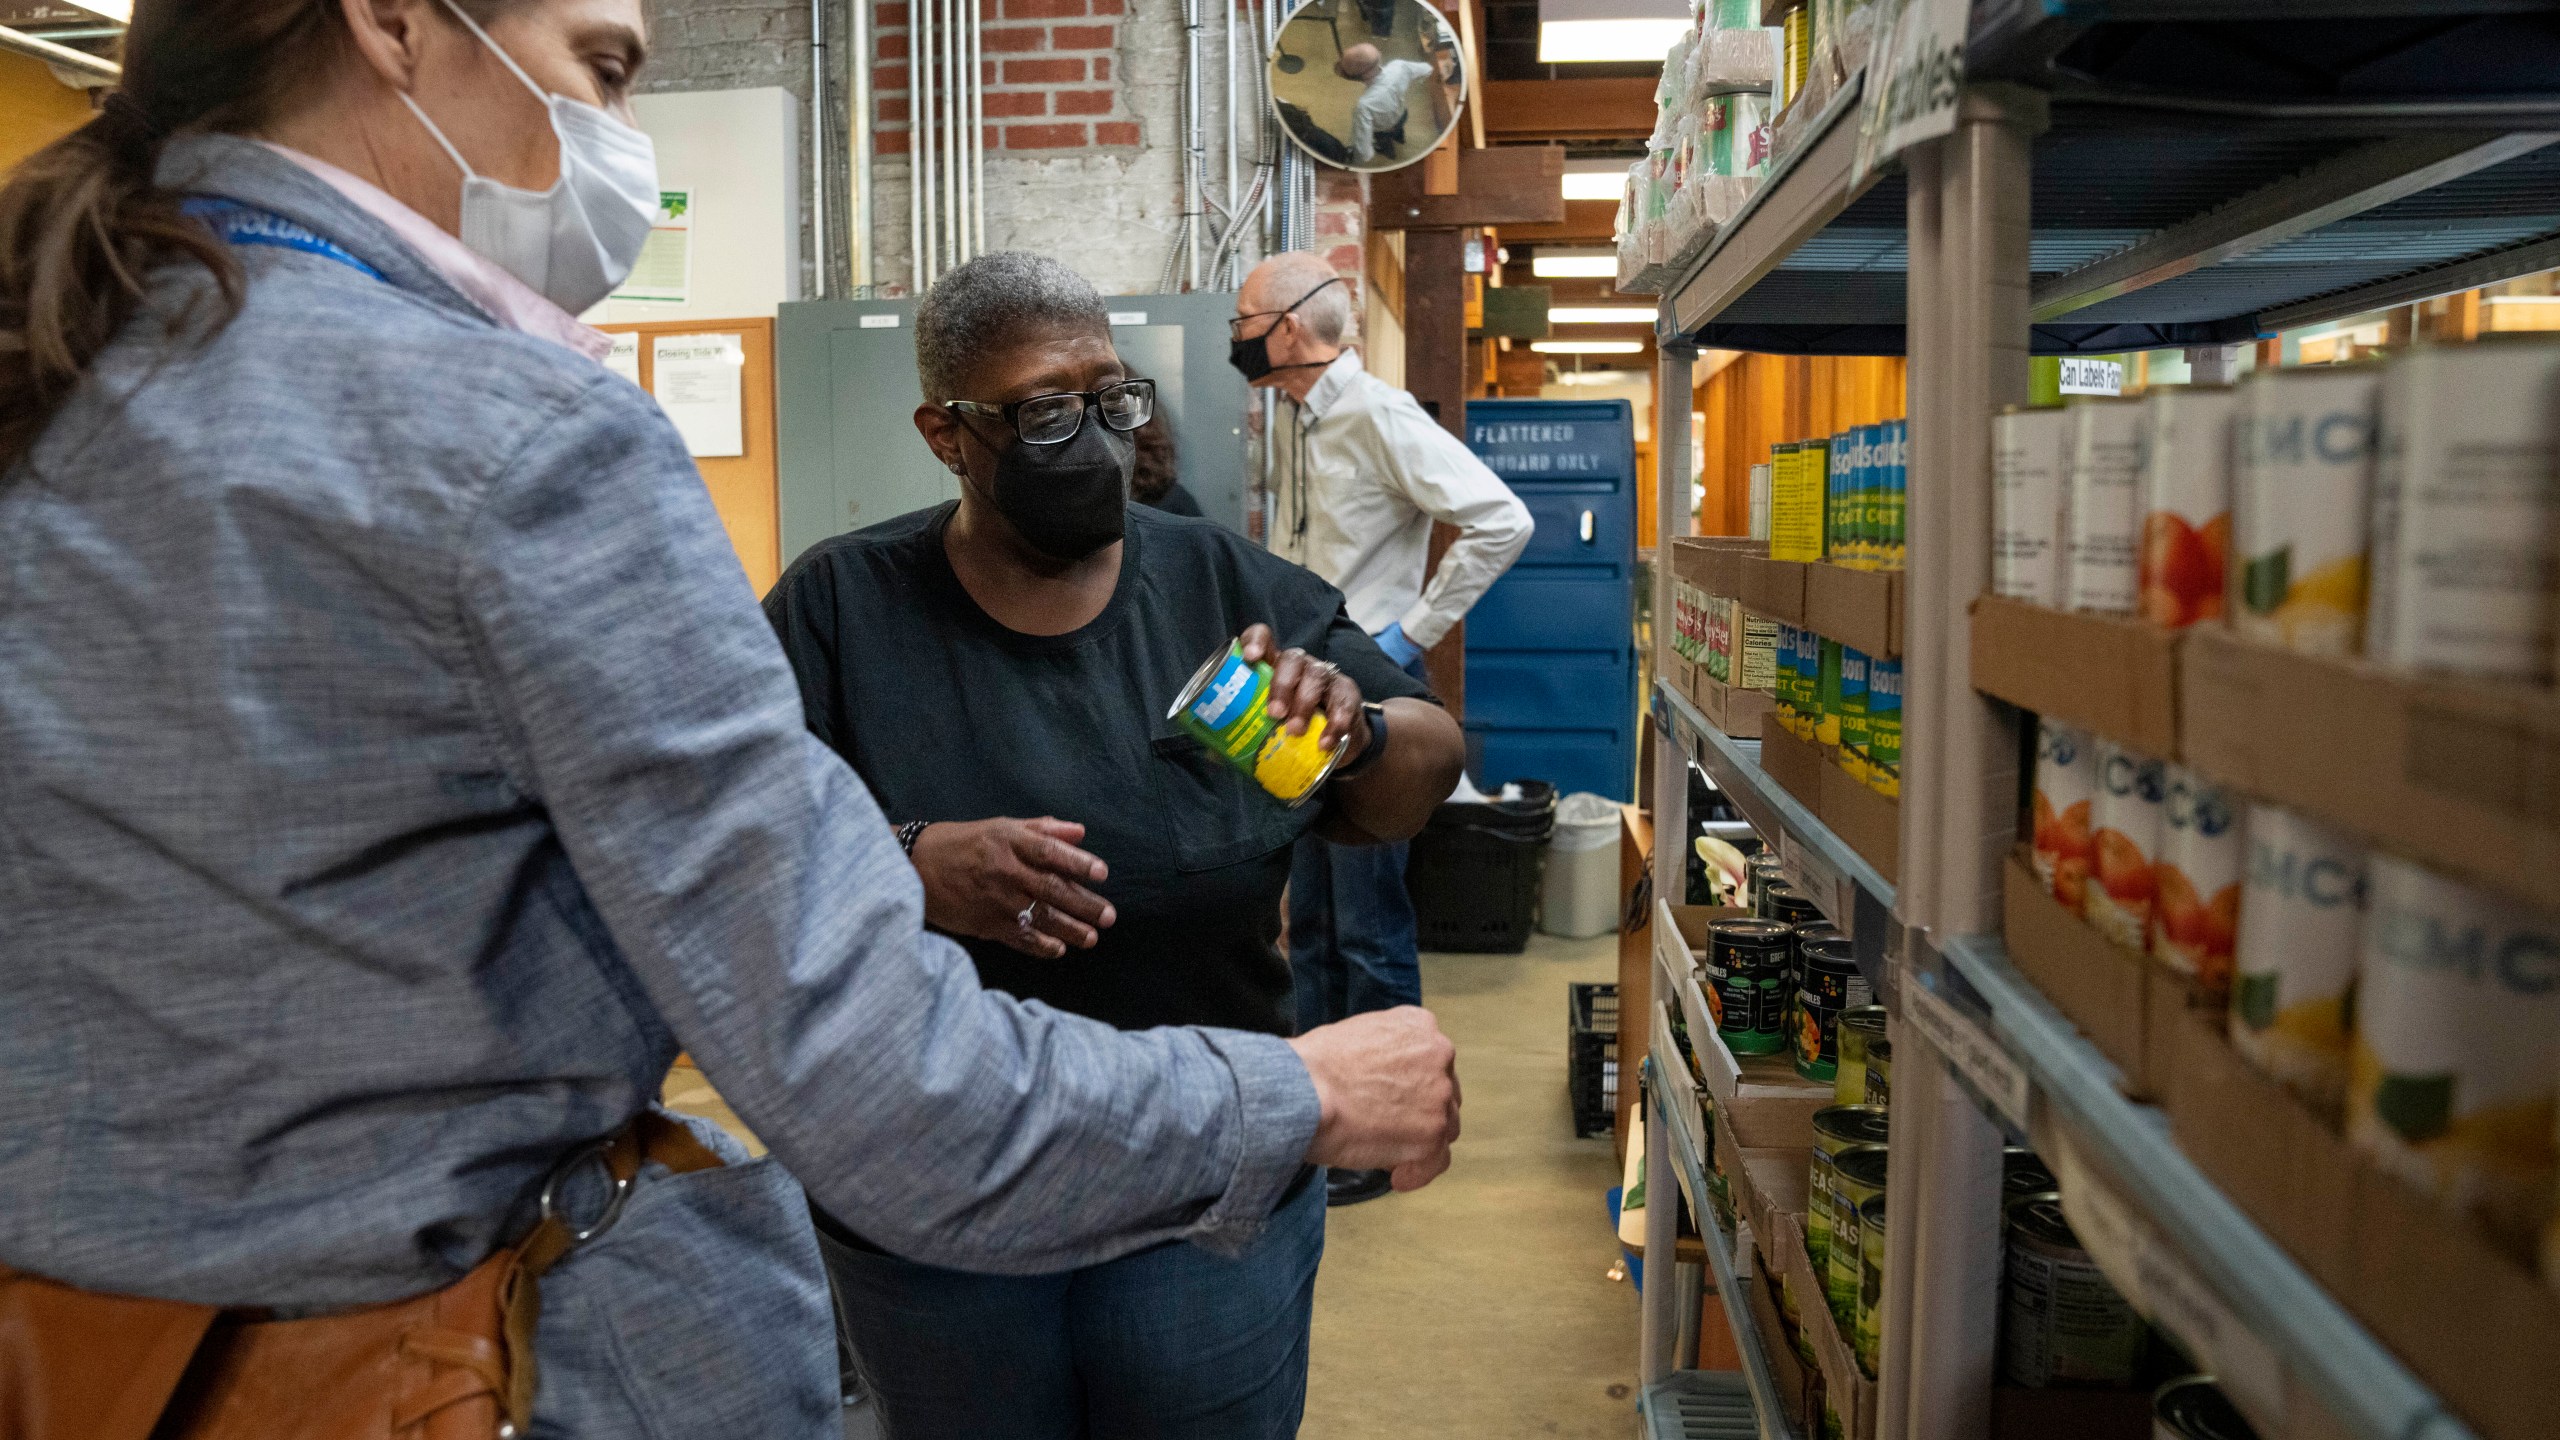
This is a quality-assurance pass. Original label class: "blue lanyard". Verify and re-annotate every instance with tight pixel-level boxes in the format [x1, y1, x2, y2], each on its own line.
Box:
[181, 197, 385, 282]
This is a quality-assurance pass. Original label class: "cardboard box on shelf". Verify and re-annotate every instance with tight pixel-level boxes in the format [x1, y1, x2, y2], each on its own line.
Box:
[1744, 1247, 1819, 1433]
[1970, 594, 2180, 759]
[1695, 672, 1774, 740]
[1817, 751, 1900, 884]
[1772, 1209, 1877, 1440]
[2002, 851, 2152, 1092]
[1683, 536, 1763, 603]
[1711, 1090, 1812, 1262]
[1760, 722, 1826, 811]
[1743, 555, 1811, 627]
[2165, 1007, 2560, 1440]
[2182, 625, 2560, 916]
[1806, 562, 1903, 660]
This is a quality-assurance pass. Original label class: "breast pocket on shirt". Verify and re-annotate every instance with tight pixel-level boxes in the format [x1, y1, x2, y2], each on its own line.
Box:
[1148, 732, 1308, 872]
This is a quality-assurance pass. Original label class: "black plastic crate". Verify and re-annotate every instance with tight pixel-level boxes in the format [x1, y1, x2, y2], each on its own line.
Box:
[1405, 780, 1556, 953]
[1569, 981, 1620, 1139]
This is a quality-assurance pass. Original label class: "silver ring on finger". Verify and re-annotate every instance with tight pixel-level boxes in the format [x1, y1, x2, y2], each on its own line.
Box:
[1017, 903, 1040, 933]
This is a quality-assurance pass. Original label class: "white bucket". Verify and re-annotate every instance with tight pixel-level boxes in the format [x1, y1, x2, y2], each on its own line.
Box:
[1541, 792, 1624, 940]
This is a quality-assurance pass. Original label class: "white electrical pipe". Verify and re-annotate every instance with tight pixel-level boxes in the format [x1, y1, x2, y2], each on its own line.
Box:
[810, 0, 830, 298]
[940, 0, 956, 275]
[0, 24, 116, 83]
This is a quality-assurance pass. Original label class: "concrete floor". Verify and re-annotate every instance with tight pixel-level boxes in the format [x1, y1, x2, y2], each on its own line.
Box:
[1301, 931, 1639, 1439]
[670, 930, 1639, 1439]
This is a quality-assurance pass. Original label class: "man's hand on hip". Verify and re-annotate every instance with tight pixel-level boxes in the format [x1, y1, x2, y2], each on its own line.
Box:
[1287, 1007, 1461, 1191]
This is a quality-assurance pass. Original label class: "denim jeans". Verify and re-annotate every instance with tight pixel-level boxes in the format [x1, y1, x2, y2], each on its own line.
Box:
[1288, 653, 1431, 1034]
[819, 1169, 1326, 1440]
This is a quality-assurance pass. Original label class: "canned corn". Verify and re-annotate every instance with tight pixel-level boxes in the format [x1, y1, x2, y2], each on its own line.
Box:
[1168, 640, 1343, 805]
[1864, 658, 1901, 798]
[2348, 855, 2560, 1256]
[2229, 804, 2366, 1115]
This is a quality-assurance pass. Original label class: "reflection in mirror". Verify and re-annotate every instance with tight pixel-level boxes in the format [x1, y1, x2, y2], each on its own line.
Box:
[1269, 0, 1467, 174]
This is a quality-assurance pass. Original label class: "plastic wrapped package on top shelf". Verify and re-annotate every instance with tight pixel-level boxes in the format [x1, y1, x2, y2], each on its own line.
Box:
[1808, 0, 1878, 95]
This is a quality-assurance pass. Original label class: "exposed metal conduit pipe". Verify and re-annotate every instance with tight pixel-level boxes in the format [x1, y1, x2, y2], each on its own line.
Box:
[0, 24, 117, 83]
[910, 0, 930, 291]
[970, 0, 986, 254]
[810, 0, 830, 298]
[942, 0, 959, 274]
[851, 0, 874, 288]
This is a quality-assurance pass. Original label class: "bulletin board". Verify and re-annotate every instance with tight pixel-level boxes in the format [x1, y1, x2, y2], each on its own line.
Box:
[597, 316, 783, 596]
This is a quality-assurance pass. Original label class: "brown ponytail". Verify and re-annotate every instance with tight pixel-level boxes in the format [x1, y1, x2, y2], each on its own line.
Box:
[0, 0, 510, 472]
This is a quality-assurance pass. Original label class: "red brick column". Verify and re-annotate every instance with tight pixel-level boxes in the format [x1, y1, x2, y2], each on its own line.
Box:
[869, 0, 1141, 155]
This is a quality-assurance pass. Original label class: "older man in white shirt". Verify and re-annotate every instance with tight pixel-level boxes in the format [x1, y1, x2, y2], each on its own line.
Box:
[1335, 43, 1436, 165]
[1232, 251, 1534, 1207]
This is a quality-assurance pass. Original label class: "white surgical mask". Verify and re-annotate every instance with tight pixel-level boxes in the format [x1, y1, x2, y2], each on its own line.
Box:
[400, 0, 660, 313]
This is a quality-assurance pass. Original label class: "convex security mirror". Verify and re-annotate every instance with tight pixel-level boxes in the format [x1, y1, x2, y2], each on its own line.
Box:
[1269, 0, 1467, 173]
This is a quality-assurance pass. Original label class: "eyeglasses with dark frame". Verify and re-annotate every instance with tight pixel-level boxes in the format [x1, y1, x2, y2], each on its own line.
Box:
[946, 379, 1157, 446]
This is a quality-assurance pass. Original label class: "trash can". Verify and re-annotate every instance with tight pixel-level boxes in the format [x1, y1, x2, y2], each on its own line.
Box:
[1405, 780, 1557, 953]
[1540, 792, 1624, 939]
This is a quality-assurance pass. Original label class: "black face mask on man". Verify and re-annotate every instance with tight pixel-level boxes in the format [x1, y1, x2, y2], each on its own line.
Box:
[967, 411, 1135, 561]
[1229, 276, 1345, 383]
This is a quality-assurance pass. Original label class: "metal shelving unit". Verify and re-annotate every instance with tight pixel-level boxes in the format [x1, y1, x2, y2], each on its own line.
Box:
[1636, 9, 2560, 1440]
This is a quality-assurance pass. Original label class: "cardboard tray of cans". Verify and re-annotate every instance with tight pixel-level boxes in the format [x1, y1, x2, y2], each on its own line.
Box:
[1760, 726, 1902, 886]
[2000, 851, 2217, 1104]
[1970, 595, 2180, 760]
[1655, 901, 1837, 1151]
[1743, 1246, 1820, 1435]
[1728, 558, 1903, 660]
[1689, 670, 1775, 741]
[2182, 625, 2560, 917]
[1770, 1209, 1877, 1440]
[2165, 1010, 2560, 1440]
[1709, 1080, 1812, 1273]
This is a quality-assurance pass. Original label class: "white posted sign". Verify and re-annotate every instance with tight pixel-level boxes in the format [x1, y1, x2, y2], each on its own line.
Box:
[1853, 0, 1970, 184]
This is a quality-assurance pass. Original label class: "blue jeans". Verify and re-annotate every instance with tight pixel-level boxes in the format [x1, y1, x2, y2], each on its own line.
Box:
[1289, 647, 1432, 1034]
[820, 1170, 1326, 1440]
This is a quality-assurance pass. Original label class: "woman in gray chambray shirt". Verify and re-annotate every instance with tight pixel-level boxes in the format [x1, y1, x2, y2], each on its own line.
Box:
[0, 2, 1458, 1435]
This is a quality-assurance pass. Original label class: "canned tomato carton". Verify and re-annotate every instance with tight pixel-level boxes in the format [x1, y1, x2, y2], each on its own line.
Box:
[1702, 593, 1735, 683]
[2364, 337, 2560, 683]
[2065, 397, 2150, 616]
[2232, 364, 2381, 656]
[2136, 386, 2237, 629]
[2031, 719, 2097, 914]
[2348, 854, 2560, 1257]
[2085, 740, 2165, 952]
[2229, 804, 2367, 1116]
[1994, 407, 2072, 606]
[1169, 640, 1346, 804]
[2152, 765, 2241, 995]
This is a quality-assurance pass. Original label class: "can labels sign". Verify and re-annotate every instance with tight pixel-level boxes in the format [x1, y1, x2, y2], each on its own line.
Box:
[1905, 978, 2030, 1130]
[2059, 358, 2126, 396]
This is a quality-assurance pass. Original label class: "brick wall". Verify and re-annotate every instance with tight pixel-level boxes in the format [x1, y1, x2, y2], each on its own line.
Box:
[871, 0, 1141, 156]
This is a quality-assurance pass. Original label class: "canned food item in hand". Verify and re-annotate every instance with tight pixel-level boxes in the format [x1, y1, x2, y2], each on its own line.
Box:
[1169, 640, 1343, 805]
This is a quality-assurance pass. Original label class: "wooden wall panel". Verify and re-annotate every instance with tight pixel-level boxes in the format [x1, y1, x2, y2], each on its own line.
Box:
[1687, 353, 1907, 541]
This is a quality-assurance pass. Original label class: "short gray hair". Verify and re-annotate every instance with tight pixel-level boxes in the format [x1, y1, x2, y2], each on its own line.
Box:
[914, 252, 1110, 401]
[1249, 251, 1353, 347]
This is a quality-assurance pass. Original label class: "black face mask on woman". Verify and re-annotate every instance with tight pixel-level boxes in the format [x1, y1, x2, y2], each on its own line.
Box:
[976, 412, 1136, 561]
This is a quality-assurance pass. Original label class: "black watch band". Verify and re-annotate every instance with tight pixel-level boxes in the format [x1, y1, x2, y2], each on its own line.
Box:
[897, 820, 934, 855]
[1333, 702, 1390, 782]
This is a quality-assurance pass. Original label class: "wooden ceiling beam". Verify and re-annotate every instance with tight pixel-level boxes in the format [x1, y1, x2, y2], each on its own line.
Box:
[1483, 77, 1658, 142]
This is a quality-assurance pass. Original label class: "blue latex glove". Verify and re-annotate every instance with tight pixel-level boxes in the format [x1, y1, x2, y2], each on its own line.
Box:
[1373, 622, 1425, 668]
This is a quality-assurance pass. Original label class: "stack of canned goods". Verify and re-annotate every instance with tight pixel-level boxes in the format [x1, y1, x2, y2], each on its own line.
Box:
[2000, 1191, 2146, 1389]
[1771, 627, 1901, 800]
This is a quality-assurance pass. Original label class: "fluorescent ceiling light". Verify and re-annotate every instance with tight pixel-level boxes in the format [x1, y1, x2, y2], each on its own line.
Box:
[1533, 253, 1619, 278]
[1538, 18, 1688, 63]
[1550, 306, 1657, 325]
[1532, 340, 1645, 355]
[1562, 171, 1628, 201]
[1553, 370, 1642, 386]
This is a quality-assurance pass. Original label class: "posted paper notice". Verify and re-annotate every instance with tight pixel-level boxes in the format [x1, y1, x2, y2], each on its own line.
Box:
[612, 189, 693, 304]
[652, 333, 746, 458]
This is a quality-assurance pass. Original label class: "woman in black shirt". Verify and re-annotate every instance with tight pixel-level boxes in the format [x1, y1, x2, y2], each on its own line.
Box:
[763, 252, 1463, 1440]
